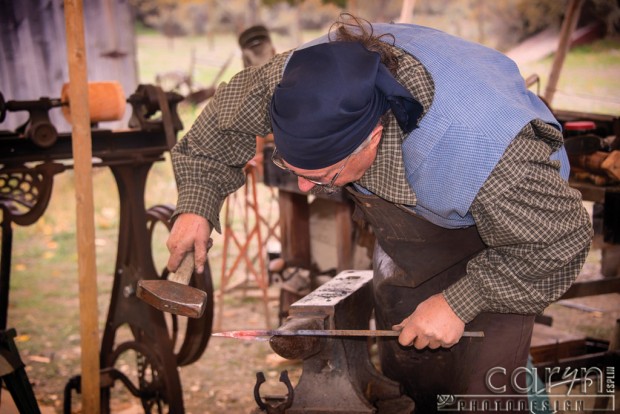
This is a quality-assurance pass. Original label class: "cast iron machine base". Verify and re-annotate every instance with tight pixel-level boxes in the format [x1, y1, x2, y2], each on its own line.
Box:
[0, 85, 213, 412]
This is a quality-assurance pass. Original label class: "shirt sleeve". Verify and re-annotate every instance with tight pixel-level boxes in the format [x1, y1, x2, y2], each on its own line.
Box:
[443, 120, 593, 323]
[171, 51, 291, 232]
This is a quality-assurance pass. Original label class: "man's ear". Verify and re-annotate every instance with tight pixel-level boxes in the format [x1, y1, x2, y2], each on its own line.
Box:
[369, 124, 383, 149]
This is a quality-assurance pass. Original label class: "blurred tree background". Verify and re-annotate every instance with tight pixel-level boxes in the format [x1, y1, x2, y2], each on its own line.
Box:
[129, 0, 620, 51]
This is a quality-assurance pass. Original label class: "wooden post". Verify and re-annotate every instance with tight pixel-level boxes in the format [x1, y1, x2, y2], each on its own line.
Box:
[544, 0, 584, 105]
[398, 0, 416, 24]
[334, 201, 353, 271]
[63, 0, 101, 412]
[610, 319, 620, 351]
[278, 192, 311, 268]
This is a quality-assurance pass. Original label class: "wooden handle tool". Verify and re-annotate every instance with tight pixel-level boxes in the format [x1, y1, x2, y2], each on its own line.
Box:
[137, 251, 208, 318]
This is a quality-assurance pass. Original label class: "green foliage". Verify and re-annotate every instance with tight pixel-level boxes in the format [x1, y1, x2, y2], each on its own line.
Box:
[516, 0, 565, 35]
[129, 0, 620, 41]
[590, 0, 620, 34]
[519, 36, 620, 115]
[134, 19, 158, 35]
[261, 0, 346, 9]
[322, 0, 346, 8]
[262, 0, 303, 5]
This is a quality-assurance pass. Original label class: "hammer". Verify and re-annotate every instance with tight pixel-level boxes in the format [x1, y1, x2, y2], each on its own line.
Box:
[136, 240, 212, 318]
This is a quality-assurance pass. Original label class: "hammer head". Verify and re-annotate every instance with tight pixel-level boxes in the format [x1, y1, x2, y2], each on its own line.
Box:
[137, 279, 208, 318]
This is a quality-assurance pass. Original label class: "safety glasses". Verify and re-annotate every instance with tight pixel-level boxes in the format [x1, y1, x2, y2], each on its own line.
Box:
[271, 147, 352, 190]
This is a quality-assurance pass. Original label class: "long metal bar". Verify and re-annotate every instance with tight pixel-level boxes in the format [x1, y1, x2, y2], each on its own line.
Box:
[213, 329, 484, 339]
[0, 130, 168, 164]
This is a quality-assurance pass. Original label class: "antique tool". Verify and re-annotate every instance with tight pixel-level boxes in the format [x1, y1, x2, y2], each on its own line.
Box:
[1, 82, 126, 149]
[2, 85, 205, 411]
[60, 81, 126, 124]
[2, 93, 63, 148]
[136, 251, 207, 318]
[137, 241, 212, 319]
[213, 329, 484, 340]
[254, 370, 294, 414]
[249, 270, 418, 413]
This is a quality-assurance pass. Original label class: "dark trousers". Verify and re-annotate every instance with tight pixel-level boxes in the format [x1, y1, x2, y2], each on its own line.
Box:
[347, 187, 534, 413]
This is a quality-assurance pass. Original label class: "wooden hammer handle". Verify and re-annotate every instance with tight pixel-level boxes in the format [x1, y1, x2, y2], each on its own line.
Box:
[169, 251, 194, 285]
[167, 238, 213, 285]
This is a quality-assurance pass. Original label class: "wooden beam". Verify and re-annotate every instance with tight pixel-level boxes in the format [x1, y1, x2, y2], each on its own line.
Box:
[63, 0, 100, 412]
[544, 0, 585, 104]
[278, 191, 311, 268]
[398, 0, 416, 23]
[334, 201, 353, 271]
[560, 277, 620, 299]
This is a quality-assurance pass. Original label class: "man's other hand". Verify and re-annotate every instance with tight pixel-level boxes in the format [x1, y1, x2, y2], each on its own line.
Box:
[166, 213, 212, 274]
[392, 293, 465, 350]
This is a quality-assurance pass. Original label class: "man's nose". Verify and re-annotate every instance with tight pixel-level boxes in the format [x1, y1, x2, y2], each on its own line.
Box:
[297, 177, 316, 192]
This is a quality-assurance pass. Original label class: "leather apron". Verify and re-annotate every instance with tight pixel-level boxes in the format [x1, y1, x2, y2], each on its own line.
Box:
[346, 186, 534, 413]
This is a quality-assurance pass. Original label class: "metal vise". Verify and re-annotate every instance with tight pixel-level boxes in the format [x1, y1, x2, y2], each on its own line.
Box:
[262, 270, 414, 414]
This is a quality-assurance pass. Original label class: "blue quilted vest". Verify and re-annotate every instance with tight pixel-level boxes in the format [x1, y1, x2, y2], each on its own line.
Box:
[296, 23, 569, 228]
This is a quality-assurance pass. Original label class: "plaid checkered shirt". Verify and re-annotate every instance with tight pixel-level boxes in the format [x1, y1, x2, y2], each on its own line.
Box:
[171, 45, 592, 322]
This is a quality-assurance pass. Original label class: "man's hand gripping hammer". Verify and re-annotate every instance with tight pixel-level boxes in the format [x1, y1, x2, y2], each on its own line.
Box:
[136, 239, 213, 318]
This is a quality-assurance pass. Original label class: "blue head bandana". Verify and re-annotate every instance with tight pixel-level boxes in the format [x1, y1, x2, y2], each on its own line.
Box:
[270, 41, 422, 169]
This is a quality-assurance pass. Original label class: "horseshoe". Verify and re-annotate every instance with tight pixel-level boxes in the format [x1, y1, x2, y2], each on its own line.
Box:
[253, 370, 294, 413]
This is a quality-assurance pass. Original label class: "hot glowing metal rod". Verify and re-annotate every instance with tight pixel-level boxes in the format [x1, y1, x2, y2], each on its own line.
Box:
[212, 329, 484, 340]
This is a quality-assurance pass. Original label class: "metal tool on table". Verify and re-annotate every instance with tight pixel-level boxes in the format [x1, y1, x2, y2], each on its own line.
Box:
[137, 240, 212, 318]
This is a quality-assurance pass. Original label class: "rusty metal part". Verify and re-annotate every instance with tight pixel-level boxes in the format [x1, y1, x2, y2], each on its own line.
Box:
[127, 84, 183, 150]
[261, 270, 415, 414]
[136, 251, 207, 318]
[137, 279, 207, 318]
[98, 162, 184, 412]
[2, 94, 64, 148]
[0, 92, 5, 123]
[144, 204, 213, 366]
[269, 317, 324, 360]
[0, 162, 65, 331]
[109, 340, 168, 413]
[0, 329, 40, 413]
[254, 371, 294, 414]
[0, 162, 66, 226]
[66, 339, 172, 414]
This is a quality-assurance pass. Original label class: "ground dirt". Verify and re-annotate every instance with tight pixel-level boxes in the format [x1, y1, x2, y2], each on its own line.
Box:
[3, 243, 619, 414]
[4, 283, 303, 414]
[110, 287, 304, 414]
